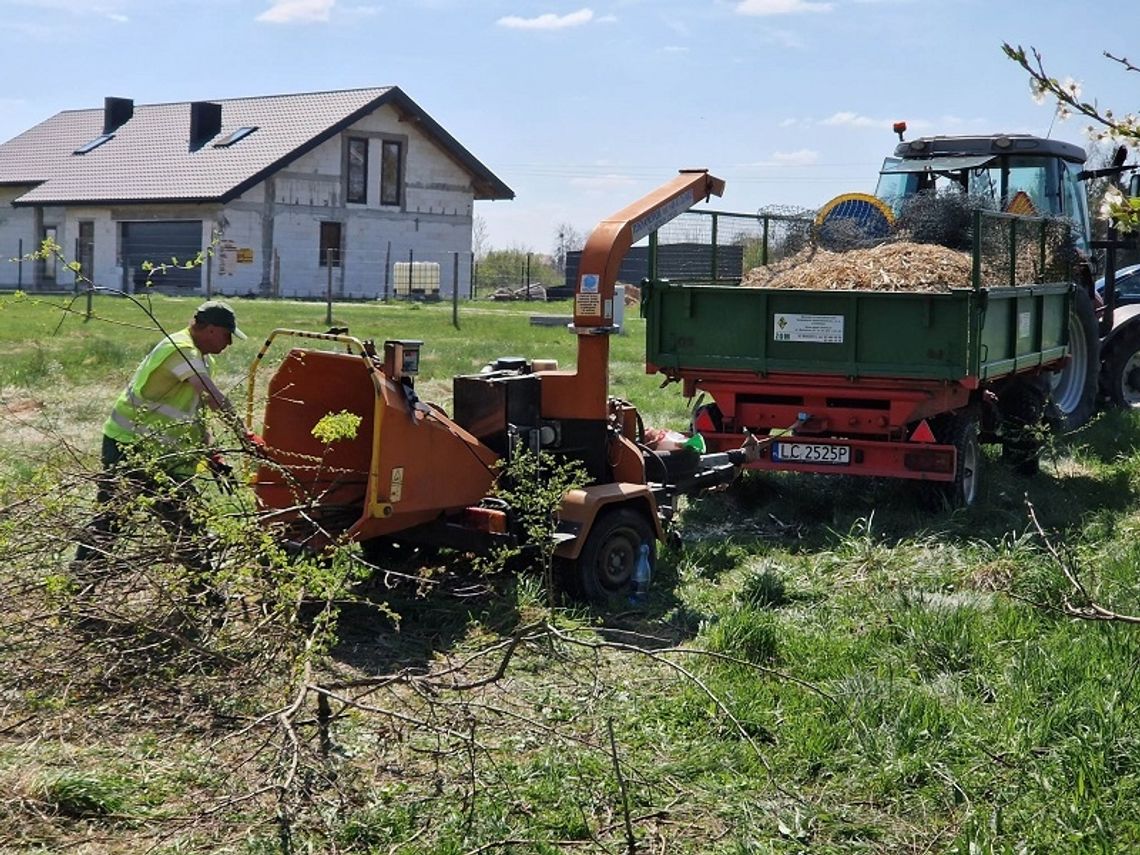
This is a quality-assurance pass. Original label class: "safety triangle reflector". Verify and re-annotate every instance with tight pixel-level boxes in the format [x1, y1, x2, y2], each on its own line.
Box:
[910, 420, 936, 443]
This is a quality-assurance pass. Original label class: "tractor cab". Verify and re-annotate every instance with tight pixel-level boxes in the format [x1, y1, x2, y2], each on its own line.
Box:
[873, 133, 1092, 252]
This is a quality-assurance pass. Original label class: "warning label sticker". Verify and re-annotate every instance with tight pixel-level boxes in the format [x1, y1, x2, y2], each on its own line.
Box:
[576, 293, 601, 317]
[773, 313, 844, 344]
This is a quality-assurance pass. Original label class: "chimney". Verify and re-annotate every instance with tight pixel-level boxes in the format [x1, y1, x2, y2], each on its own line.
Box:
[189, 101, 223, 150]
[103, 97, 133, 134]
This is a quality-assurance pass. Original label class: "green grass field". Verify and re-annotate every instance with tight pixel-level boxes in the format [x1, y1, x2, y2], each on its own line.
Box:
[4, 291, 1140, 853]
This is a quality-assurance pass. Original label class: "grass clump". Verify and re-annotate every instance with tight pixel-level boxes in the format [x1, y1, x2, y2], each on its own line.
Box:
[41, 772, 133, 819]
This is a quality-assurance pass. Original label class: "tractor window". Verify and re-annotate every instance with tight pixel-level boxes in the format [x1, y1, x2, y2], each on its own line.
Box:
[1059, 160, 1091, 251]
[968, 156, 1059, 217]
[875, 159, 919, 213]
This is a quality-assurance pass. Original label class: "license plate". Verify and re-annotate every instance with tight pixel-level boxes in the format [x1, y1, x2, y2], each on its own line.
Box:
[773, 441, 850, 465]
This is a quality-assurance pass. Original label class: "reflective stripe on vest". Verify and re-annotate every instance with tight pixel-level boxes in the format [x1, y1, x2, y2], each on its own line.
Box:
[103, 328, 213, 448]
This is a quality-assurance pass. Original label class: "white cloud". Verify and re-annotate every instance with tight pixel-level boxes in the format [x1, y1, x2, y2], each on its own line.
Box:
[257, 0, 335, 24]
[779, 117, 800, 127]
[497, 8, 594, 30]
[663, 45, 689, 53]
[772, 148, 820, 165]
[735, 0, 833, 15]
[822, 111, 883, 128]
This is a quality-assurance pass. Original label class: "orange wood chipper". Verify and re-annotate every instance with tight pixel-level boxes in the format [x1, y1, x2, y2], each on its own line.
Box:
[245, 170, 755, 605]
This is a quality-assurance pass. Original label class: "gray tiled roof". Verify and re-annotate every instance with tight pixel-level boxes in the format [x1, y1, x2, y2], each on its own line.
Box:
[0, 87, 513, 205]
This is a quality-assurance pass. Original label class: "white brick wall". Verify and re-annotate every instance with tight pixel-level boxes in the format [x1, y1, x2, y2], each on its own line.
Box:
[0, 187, 37, 287]
[4, 101, 483, 298]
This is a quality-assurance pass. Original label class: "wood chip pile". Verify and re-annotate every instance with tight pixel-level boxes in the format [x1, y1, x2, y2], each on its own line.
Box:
[741, 241, 975, 292]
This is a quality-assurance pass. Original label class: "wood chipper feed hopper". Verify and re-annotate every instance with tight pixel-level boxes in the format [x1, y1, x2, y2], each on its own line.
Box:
[248, 331, 500, 551]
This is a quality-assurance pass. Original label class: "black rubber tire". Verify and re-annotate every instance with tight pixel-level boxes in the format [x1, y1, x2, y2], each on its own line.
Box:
[932, 412, 982, 509]
[361, 537, 437, 569]
[1102, 323, 1140, 409]
[576, 507, 655, 609]
[999, 379, 1048, 476]
[1046, 287, 1099, 431]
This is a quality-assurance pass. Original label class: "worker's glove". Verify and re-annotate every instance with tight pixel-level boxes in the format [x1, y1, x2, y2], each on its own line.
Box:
[208, 452, 234, 492]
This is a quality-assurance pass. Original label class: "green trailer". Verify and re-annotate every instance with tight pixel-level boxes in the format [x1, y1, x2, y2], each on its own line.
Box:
[642, 211, 1078, 506]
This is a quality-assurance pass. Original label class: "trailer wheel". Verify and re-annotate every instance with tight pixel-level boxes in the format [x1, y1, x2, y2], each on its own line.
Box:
[1046, 287, 1099, 431]
[932, 413, 981, 508]
[999, 379, 1048, 476]
[577, 507, 655, 608]
[1102, 324, 1140, 409]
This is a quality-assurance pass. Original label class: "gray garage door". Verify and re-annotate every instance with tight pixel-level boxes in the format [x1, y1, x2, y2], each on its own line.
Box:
[121, 220, 203, 291]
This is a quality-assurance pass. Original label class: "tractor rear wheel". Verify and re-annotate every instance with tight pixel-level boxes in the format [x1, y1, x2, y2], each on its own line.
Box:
[1047, 287, 1099, 431]
[1102, 324, 1140, 409]
[576, 507, 655, 609]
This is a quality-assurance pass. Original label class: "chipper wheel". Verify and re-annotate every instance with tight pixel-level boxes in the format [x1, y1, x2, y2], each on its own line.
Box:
[930, 410, 982, 509]
[576, 506, 655, 609]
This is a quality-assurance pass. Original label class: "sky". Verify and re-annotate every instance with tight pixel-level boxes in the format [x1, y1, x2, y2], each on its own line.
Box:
[1, 0, 1136, 256]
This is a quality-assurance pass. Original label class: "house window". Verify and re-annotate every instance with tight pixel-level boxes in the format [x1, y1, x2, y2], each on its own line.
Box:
[214, 127, 258, 148]
[380, 140, 403, 206]
[320, 222, 342, 267]
[40, 226, 58, 282]
[77, 221, 95, 282]
[347, 137, 368, 204]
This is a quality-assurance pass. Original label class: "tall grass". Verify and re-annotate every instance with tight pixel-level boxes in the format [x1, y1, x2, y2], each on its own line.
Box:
[4, 292, 1140, 852]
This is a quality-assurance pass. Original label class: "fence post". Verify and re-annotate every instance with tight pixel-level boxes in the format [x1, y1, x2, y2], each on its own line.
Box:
[16, 239, 22, 289]
[525, 253, 531, 301]
[383, 241, 391, 302]
[205, 248, 213, 298]
[710, 212, 719, 281]
[273, 249, 281, 297]
[470, 255, 476, 299]
[452, 252, 460, 329]
[1008, 217, 1018, 287]
[408, 248, 414, 298]
[761, 215, 770, 267]
[326, 248, 335, 326]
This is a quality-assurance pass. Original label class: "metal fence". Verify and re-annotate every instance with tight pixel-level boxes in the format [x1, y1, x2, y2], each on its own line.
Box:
[651, 208, 816, 284]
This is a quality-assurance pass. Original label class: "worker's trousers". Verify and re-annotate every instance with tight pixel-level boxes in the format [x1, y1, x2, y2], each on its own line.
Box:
[73, 434, 209, 573]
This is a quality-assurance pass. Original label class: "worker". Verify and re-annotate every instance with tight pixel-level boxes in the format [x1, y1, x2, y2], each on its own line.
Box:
[73, 300, 247, 567]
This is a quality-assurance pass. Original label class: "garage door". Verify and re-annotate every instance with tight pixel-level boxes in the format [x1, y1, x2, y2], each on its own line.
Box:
[121, 220, 203, 291]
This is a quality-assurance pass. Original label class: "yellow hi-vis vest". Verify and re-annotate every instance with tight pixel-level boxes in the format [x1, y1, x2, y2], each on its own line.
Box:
[103, 328, 214, 468]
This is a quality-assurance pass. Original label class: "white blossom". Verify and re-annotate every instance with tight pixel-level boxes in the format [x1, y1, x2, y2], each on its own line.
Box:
[1061, 77, 1082, 99]
[1100, 186, 1125, 221]
[1029, 79, 1047, 105]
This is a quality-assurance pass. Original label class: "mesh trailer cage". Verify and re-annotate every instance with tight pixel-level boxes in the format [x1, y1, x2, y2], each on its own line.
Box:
[650, 208, 815, 285]
[648, 195, 1080, 291]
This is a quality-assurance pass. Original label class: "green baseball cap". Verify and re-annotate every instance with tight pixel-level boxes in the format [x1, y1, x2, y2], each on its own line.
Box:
[195, 300, 246, 340]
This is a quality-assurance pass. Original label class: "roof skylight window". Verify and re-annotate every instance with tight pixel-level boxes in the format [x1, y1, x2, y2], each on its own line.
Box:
[213, 126, 258, 148]
[73, 133, 114, 155]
